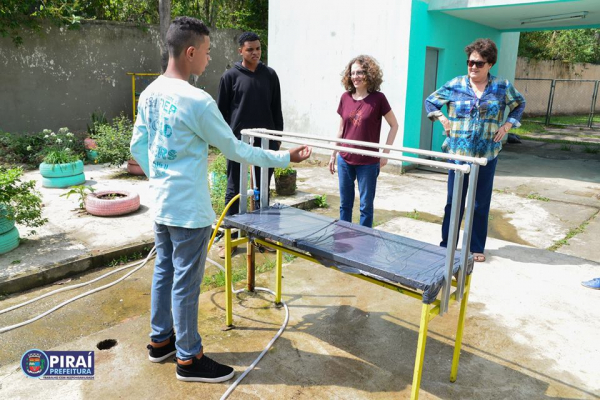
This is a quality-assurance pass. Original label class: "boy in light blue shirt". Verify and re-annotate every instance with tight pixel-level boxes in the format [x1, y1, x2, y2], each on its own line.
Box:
[130, 16, 311, 383]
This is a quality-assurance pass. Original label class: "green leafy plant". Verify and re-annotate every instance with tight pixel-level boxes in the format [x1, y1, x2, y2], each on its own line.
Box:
[0, 130, 46, 167]
[274, 166, 296, 178]
[60, 185, 96, 209]
[0, 167, 47, 234]
[92, 114, 134, 167]
[41, 127, 79, 164]
[315, 194, 328, 208]
[406, 209, 420, 220]
[87, 109, 108, 136]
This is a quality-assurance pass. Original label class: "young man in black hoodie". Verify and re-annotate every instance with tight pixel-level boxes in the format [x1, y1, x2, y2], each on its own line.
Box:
[217, 31, 283, 258]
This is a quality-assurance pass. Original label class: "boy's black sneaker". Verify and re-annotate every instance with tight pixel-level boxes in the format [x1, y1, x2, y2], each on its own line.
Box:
[147, 333, 176, 363]
[176, 355, 235, 383]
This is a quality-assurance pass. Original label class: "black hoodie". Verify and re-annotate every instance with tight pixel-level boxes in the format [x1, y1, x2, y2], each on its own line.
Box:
[217, 61, 283, 140]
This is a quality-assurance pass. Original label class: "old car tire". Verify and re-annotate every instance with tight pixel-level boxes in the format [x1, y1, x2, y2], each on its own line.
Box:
[0, 227, 19, 254]
[39, 160, 84, 178]
[0, 217, 15, 235]
[85, 190, 140, 217]
[42, 173, 86, 188]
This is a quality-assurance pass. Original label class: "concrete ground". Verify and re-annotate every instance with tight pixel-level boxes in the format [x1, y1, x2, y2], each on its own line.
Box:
[0, 140, 599, 399]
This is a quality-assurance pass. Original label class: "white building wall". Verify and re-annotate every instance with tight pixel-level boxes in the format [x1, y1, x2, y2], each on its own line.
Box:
[268, 0, 413, 155]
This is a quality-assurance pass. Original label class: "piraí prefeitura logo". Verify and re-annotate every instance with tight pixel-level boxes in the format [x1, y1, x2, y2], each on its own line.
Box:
[21, 350, 94, 380]
[21, 349, 49, 378]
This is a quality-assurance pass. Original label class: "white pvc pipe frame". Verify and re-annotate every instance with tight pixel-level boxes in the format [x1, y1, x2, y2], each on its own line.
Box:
[239, 128, 481, 316]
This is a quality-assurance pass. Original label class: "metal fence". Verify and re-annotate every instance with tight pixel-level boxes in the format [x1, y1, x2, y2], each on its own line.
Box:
[514, 78, 600, 128]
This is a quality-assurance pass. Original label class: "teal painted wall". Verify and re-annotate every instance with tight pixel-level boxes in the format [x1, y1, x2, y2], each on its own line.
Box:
[404, 0, 504, 154]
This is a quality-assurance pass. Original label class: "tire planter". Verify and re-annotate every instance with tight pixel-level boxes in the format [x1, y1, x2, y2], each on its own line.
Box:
[40, 160, 86, 188]
[0, 217, 15, 235]
[127, 159, 146, 176]
[86, 150, 99, 162]
[0, 227, 19, 255]
[85, 190, 140, 217]
[41, 173, 86, 188]
[39, 160, 84, 178]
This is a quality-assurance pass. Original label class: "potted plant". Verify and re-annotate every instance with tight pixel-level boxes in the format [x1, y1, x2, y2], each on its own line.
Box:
[274, 166, 297, 196]
[93, 115, 145, 176]
[85, 110, 107, 162]
[0, 167, 47, 254]
[39, 128, 85, 188]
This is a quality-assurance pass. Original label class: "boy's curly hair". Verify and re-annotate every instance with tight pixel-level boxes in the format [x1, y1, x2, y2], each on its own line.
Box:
[341, 55, 383, 94]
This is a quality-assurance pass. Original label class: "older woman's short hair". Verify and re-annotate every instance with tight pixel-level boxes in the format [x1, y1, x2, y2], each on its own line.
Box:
[341, 55, 383, 93]
[465, 38, 498, 65]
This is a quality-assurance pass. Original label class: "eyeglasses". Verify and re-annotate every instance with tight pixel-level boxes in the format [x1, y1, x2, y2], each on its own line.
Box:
[467, 60, 487, 68]
[351, 70, 366, 77]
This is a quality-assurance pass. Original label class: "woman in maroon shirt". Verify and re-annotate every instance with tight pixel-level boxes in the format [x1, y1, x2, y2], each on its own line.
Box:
[328, 55, 398, 227]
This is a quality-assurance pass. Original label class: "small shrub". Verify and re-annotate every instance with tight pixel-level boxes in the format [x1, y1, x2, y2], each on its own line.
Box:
[87, 109, 108, 136]
[315, 194, 328, 208]
[0, 130, 46, 167]
[60, 185, 96, 209]
[93, 115, 134, 167]
[0, 167, 47, 234]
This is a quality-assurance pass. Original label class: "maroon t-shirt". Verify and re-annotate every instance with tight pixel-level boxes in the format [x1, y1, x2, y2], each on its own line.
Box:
[337, 91, 391, 165]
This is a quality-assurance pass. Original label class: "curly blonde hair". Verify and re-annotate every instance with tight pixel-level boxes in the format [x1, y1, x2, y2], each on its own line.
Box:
[341, 55, 383, 93]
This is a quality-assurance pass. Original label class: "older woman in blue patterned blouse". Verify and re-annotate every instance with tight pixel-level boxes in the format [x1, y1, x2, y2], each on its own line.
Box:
[425, 38, 525, 262]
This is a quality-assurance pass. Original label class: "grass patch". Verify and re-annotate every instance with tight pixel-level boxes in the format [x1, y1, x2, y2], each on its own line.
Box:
[106, 252, 144, 268]
[513, 121, 547, 135]
[108, 170, 148, 180]
[560, 144, 572, 151]
[405, 209, 420, 220]
[10, 259, 21, 265]
[526, 193, 550, 202]
[525, 115, 599, 126]
[202, 258, 277, 290]
[583, 145, 600, 154]
[283, 253, 297, 263]
[547, 214, 596, 251]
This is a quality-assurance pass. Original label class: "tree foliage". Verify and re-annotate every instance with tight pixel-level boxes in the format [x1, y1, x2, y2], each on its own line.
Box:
[1, 0, 267, 47]
[519, 29, 600, 64]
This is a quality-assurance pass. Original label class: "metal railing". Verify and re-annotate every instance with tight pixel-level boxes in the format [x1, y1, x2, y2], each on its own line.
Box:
[514, 78, 600, 128]
[240, 129, 485, 315]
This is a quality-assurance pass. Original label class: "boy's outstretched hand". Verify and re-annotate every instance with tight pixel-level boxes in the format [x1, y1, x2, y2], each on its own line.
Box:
[288, 145, 312, 163]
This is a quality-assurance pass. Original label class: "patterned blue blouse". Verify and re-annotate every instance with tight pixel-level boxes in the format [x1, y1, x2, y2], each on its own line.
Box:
[425, 74, 525, 160]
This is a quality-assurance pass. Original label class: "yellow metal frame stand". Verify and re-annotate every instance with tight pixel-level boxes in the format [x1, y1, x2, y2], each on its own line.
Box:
[126, 72, 160, 120]
[223, 232, 472, 400]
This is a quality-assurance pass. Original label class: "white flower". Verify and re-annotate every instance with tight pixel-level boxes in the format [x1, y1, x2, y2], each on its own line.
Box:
[66, 132, 74, 137]
[44, 135, 49, 138]
[26, 145, 32, 151]
[64, 148, 70, 152]
[69, 139, 73, 142]
[58, 127, 69, 135]
[50, 132, 56, 137]
[56, 139, 62, 144]
[42, 129, 51, 134]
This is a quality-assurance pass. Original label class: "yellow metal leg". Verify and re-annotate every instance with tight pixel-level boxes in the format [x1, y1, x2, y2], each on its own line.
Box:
[131, 74, 136, 120]
[225, 229, 233, 327]
[411, 303, 431, 400]
[450, 274, 471, 382]
[275, 242, 283, 305]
